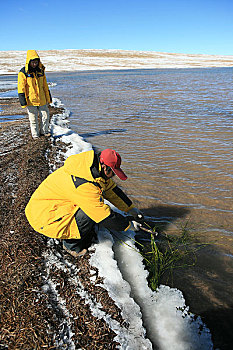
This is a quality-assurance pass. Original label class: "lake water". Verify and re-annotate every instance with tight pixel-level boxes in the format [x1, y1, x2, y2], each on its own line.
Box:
[1, 68, 233, 255]
[46, 68, 233, 258]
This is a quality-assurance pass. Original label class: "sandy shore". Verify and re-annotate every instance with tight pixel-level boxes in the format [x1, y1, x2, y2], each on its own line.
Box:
[1, 49, 233, 74]
[0, 99, 233, 349]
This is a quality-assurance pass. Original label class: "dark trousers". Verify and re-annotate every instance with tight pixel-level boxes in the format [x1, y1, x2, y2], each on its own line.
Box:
[63, 207, 129, 252]
[63, 208, 95, 252]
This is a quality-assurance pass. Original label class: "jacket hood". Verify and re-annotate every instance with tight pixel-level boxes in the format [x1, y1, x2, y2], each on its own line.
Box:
[63, 150, 100, 182]
[25, 50, 44, 73]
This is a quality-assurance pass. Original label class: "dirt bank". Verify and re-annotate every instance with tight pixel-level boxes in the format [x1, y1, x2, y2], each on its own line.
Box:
[0, 102, 122, 349]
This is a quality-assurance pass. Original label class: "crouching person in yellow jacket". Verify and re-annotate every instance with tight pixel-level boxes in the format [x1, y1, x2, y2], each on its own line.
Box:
[18, 50, 52, 139]
[25, 149, 144, 257]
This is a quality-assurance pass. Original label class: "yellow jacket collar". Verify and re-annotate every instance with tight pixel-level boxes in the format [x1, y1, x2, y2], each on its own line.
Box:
[64, 150, 101, 182]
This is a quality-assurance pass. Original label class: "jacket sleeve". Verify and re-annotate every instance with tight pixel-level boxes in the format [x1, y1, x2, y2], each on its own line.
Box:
[75, 182, 111, 223]
[43, 74, 52, 104]
[18, 72, 27, 108]
[104, 178, 134, 213]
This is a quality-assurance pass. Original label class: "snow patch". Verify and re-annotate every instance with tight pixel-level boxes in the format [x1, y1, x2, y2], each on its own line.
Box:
[91, 228, 213, 349]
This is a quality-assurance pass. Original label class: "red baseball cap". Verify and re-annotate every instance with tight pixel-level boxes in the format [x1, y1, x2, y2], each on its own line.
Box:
[100, 149, 128, 181]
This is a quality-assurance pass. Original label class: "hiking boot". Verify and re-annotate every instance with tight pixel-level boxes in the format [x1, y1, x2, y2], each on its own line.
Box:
[63, 243, 87, 258]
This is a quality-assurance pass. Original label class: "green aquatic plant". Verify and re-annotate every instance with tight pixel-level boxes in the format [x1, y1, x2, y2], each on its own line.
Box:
[142, 221, 208, 291]
[146, 232, 164, 290]
[110, 220, 209, 291]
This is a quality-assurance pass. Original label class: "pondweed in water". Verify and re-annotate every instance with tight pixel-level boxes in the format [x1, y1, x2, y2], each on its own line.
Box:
[141, 221, 208, 290]
[111, 221, 209, 291]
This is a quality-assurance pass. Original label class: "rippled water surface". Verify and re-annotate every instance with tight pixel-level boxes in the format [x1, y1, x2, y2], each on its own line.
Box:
[48, 68, 233, 254]
[0, 68, 228, 255]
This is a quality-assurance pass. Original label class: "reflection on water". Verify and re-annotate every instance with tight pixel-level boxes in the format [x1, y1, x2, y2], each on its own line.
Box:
[48, 68, 233, 255]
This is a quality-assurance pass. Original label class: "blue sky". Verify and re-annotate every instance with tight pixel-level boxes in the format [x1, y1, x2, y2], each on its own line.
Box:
[1, 0, 233, 55]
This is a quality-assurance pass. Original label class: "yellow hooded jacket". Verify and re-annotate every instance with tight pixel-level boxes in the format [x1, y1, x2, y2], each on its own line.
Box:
[18, 50, 52, 108]
[25, 150, 134, 239]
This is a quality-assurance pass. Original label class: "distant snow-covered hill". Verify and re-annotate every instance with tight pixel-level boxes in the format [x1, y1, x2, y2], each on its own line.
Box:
[0, 49, 233, 74]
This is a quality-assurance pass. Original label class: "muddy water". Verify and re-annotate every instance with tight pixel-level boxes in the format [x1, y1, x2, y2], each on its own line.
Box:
[49, 68, 233, 253]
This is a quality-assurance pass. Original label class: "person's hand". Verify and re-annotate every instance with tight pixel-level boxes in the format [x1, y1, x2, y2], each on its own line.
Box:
[128, 220, 142, 232]
[128, 208, 144, 223]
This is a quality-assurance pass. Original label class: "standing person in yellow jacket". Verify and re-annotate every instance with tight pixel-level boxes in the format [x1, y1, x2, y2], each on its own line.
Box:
[25, 149, 144, 257]
[18, 50, 52, 139]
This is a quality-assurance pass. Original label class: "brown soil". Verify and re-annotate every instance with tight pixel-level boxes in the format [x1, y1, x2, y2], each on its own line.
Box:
[0, 101, 123, 349]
